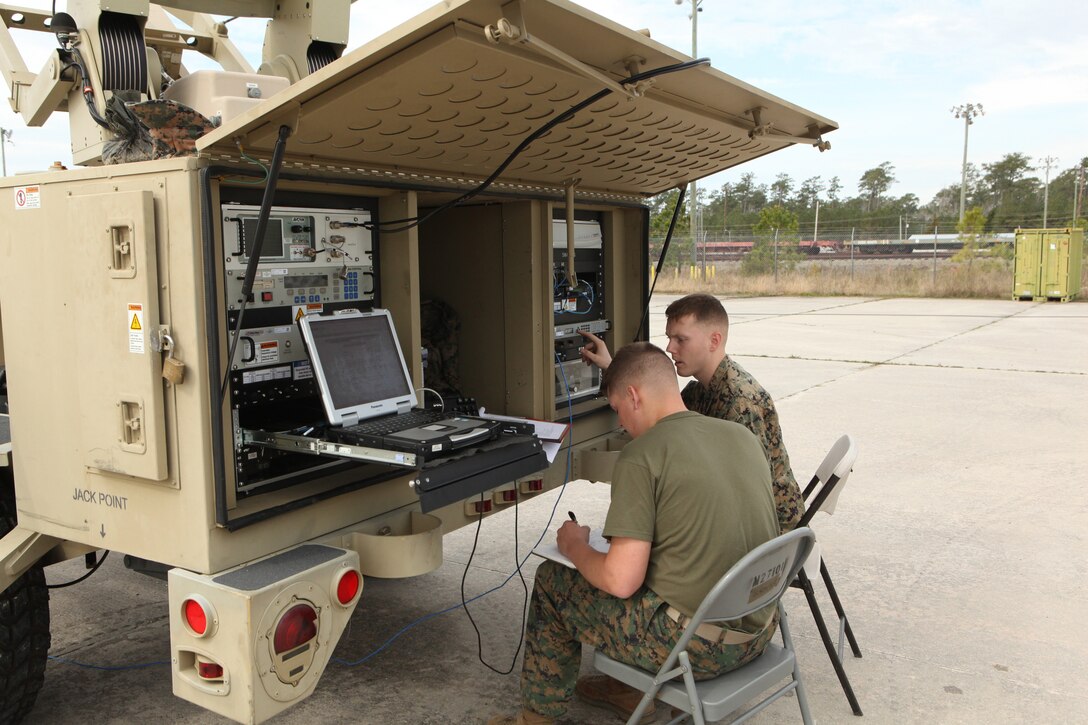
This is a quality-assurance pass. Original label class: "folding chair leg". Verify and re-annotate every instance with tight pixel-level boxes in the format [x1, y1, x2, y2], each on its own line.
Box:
[797, 570, 863, 716]
[820, 560, 862, 658]
[779, 606, 814, 725]
[677, 652, 707, 725]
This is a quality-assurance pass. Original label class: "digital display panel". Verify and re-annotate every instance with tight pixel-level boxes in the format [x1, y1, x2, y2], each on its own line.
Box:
[285, 274, 328, 289]
[242, 217, 285, 259]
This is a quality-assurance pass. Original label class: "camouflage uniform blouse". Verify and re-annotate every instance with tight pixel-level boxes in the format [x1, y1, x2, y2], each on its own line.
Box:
[680, 356, 805, 532]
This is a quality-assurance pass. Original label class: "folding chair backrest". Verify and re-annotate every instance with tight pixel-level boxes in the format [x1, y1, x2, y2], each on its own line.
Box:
[805, 434, 857, 518]
[698, 528, 816, 625]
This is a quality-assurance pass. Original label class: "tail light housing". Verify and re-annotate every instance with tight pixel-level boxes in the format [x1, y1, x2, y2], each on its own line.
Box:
[273, 603, 318, 655]
[182, 595, 217, 638]
[333, 568, 361, 607]
[195, 655, 224, 681]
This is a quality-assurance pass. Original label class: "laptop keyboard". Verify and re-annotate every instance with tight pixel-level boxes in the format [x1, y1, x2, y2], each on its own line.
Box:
[341, 408, 446, 437]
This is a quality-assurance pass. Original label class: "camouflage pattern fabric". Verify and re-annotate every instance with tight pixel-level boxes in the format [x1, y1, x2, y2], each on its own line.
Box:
[420, 298, 462, 395]
[103, 97, 215, 164]
[130, 99, 216, 157]
[520, 561, 775, 719]
[681, 356, 805, 532]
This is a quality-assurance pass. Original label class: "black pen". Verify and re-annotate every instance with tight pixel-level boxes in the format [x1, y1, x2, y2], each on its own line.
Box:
[568, 511, 578, 523]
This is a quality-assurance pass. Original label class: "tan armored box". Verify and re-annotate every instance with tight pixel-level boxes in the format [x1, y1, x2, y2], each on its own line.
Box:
[0, 0, 835, 563]
[163, 70, 291, 124]
[0, 0, 835, 576]
[0, 1, 834, 721]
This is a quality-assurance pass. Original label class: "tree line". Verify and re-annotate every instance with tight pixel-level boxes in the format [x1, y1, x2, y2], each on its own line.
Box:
[650, 154, 1088, 243]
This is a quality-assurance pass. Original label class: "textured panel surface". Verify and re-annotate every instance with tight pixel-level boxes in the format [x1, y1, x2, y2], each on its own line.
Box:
[213, 544, 343, 591]
[201, 0, 836, 197]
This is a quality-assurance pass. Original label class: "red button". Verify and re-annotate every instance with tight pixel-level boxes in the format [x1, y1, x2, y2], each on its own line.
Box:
[261, 292, 274, 302]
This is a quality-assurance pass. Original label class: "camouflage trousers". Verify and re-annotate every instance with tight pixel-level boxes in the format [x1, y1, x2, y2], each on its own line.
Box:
[520, 561, 776, 718]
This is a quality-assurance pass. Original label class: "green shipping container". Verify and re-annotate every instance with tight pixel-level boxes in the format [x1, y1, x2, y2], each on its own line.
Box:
[1013, 228, 1084, 302]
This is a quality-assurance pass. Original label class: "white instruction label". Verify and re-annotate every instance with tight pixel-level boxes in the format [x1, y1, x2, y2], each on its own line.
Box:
[292, 361, 314, 380]
[14, 185, 41, 210]
[257, 340, 280, 364]
[127, 303, 145, 354]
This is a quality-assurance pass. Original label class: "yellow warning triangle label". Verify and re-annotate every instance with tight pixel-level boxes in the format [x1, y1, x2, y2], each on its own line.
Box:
[130, 314, 142, 330]
[295, 308, 306, 322]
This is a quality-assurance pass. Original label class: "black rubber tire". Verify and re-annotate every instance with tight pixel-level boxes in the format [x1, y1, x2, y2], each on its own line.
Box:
[0, 466, 51, 725]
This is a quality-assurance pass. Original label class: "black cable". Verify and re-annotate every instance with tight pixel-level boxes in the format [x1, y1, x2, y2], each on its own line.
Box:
[635, 184, 687, 341]
[219, 124, 293, 401]
[68, 48, 110, 130]
[47, 550, 109, 589]
[374, 57, 712, 233]
[460, 489, 530, 675]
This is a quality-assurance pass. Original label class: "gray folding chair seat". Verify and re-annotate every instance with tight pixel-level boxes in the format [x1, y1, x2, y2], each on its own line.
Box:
[592, 528, 817, 725]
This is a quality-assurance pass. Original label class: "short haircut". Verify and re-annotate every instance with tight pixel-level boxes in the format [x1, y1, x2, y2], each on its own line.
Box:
[601, 342, 676, 397]
[665, 293, 729, 330]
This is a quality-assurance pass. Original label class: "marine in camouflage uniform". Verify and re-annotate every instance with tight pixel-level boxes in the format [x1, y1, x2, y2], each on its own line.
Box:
[519, 561, 774, 719]
[495, 344, 782, 724]
[681, 355, 805, 532]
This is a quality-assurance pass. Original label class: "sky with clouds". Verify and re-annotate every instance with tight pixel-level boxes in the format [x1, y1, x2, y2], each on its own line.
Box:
[1, 0, 1085, 204]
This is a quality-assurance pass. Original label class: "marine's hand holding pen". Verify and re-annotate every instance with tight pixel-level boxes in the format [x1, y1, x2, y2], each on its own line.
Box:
[558, 510, 589, 558]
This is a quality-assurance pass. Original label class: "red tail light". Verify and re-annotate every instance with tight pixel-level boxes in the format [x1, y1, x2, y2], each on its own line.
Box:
[196, 656, 224, 681]
[182, 596, 215, 637]
[334, 569, 361, 606]
[273, 603, 318, 655]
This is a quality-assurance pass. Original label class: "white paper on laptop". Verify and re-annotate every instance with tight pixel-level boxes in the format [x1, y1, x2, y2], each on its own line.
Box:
[531, 527, 610, 569]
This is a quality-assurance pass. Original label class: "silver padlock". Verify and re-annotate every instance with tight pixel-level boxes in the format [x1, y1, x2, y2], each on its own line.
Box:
[161, 334, 186, 385]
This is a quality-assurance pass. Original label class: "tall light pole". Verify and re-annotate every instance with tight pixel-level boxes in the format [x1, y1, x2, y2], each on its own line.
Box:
[1040, 155, 1058, 229]
[0, 128, 12, 176]
[1075, 164, 1086, 223]
[676, 0, 703, 273]
[951, 103, 984, 223]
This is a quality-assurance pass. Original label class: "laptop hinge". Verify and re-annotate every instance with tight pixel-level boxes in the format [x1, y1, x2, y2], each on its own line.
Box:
[341, 412, 359, 427]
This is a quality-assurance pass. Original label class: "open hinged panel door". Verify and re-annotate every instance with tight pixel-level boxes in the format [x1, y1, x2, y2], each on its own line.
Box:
[197, 0, 836, 199]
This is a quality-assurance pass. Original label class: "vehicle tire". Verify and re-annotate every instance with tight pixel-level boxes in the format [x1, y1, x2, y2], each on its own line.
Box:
[0, 466, 51, 725]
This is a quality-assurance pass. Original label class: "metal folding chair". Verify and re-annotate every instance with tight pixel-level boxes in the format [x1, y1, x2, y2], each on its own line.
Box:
[792, 434, 863, 716]
[592, 528, 818, 725]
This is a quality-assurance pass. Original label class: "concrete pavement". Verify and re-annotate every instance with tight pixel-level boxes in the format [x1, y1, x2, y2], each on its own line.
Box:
[26, 296, 1088, 724]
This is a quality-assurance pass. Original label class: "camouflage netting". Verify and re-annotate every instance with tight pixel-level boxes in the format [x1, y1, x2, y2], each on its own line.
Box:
[102, 97, 216, 164]
[420, 298, 462, 395]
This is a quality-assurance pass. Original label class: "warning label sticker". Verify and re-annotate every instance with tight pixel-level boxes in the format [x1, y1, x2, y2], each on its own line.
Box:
[292, 303, 323, 321]
[14, 185, 41, 210]
[128, 303, 145, 354]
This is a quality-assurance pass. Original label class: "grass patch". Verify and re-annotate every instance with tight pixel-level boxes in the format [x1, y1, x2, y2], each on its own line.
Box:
[653, 258, 1088, 300]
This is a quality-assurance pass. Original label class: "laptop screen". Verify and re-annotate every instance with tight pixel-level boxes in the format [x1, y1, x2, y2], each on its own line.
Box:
[299, 310, 415, 425]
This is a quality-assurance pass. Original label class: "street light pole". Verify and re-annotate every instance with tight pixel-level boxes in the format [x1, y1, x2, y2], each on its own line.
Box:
[951, 103, 984, 223]
[1040, 155, 1057, 229]
[1075, 164, 1086, 223]
[676, 0, 702, 276]
[0, 128, 11, 176]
